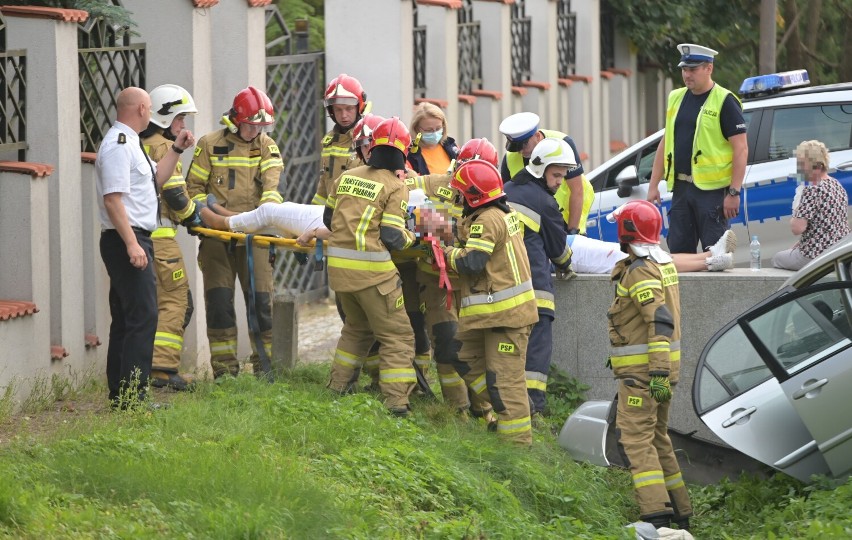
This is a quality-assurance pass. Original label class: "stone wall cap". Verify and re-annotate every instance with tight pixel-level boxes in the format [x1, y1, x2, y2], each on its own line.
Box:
[81, 152, 97, 164]
[416, 0, 463, 8]
[193, 0, 220, 7]
[415, 97, 449, 109]
[0, 6, 88, 23]
[0, 300, 39, 321]
[0, 161, 54, 177]
[246, 0, 273, 6]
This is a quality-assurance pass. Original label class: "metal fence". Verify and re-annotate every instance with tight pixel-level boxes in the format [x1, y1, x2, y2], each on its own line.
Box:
[0, 49, 26, 162]
[78, 17, 145, 152]
[557, 0, 577, 78]
[265, 5, 326, 298]
[413, 5, 427, 98]
[457, 0, 482, 95]
[600, 0, 615, 71]
[510, 1, 531, 86]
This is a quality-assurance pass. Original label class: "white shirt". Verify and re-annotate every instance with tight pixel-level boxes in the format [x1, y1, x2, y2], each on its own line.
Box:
[95, 121, 159, 232]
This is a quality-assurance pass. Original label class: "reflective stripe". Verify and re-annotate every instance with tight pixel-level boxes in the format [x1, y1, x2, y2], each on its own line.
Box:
[629, 279, 662, 298]
[333, 349, 362, 368]
[154, 331, 183, 350]
[211, 340, 237, 356]
[380, 367, 418, 383]
[616, 282, 629, 297]
[509, 202, 542, 233]
[665, 472, 685, 490]
[464, 237, 495, 253]
[647, 341, 670, 354]
[611, 341, 681, 357]
[460, 288, 536, 318]
[506, 241, 521, 284]
[355, 207, 375, 251]
[609, 349, 681, 368]
[162, 177, 187, 190]
[311, 193, 327, 206]
[261, 191, 284, 204]
[633, 470, 665, 488]
[327, 257, 397, 272]
[461, 281, 534, 308]
[151, 227, 177, 239]
[526, 371, 548, 391]
[189, 162, 209, 179]
[364, 354, 380, 369]
[381, 213, 406, 228]
[439, 373, 465, 387]
[414, 353, 430, 369]
[470, 373, 487, 394]
[552, 245, 572, 266]
[535, 290, 555, 311]
[497, 415, 532, 435]
[321, 147, 352, 158]
[327, 246, 392, 262]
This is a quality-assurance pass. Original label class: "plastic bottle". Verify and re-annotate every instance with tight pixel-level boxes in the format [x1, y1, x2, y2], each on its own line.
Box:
[750, 235, 761, 271]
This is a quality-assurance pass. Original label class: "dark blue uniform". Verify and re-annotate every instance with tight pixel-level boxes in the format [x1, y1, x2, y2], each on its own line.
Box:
[504, 169, 573, 414]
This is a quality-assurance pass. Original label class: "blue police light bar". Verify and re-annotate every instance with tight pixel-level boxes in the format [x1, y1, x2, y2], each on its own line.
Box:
[739, 70, 810, 97]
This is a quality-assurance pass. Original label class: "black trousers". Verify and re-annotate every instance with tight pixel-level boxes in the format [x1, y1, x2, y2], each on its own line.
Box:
[666, 180, 728, 254]
[100, 229, 158, 404]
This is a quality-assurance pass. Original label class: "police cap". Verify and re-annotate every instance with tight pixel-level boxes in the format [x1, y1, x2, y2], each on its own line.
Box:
[499, 112, 540, 152]
[677, 43, 718, 68]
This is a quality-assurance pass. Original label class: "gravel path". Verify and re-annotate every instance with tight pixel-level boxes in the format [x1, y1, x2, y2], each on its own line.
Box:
[296, 299, 343, 364]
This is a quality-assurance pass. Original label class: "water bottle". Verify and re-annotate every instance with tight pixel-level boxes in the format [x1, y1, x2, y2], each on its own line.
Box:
[750, 235, 761, 271]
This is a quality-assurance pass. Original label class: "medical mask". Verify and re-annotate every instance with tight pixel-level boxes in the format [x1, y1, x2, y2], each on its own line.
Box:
[420, 129, 443, 145]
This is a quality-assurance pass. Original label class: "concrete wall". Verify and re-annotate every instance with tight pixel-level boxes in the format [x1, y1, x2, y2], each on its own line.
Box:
[553, 268, 794, 443]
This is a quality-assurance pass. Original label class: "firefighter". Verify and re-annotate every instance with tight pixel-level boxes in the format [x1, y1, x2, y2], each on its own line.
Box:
[325, 117, 418, 416]
[444, 159, 539, 445]
[406, 138, 501, 411]
[499, 112, 593, 235]
[186, 86, 284, 378]
[606, 200, 692, 531]
[312, 73, 366, 206]
[140, 83, 200, 390]
[504, 138, 576, 417]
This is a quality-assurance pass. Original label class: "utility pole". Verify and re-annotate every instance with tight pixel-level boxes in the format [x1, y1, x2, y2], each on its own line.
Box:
[759, 0, 777, 74]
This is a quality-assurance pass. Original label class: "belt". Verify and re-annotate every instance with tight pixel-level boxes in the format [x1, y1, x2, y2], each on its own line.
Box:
[131, 226, 152, 237]
[676, 173, 694, 183]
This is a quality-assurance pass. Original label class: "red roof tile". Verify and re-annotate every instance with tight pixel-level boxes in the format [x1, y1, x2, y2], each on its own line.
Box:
[0, 300, 39, 321]
[0, 161, 54, 177]
[0, 6, 88, 23]
[246, 0, 273, 6]
[50, 345, 69, 360]
[192, 0, 220, 7]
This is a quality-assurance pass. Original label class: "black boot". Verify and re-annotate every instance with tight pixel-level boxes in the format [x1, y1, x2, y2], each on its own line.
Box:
[644, 515, 671, 530]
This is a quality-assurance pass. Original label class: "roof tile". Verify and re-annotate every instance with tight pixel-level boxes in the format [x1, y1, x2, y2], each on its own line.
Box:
[0, 6, 88, 23]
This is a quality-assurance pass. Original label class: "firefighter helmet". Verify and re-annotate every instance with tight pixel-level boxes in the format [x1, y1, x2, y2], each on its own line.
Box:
[457, 138, 498, 168]
[608, 200, 663, 244]
[231, 86, 274, 126]
[149, 84, 197, 129]
[324, 73, 367, 115]
[451, 159, 505, 208]
[352, 113, 386, 148]
[369, 117, 411, 157]
[526, 137, 577, 178]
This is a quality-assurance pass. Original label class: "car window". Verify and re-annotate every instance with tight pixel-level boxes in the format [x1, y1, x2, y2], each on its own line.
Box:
[598, 143, 657, 192]
[767, 104, 852, 160]
[747, 287, 852, 375]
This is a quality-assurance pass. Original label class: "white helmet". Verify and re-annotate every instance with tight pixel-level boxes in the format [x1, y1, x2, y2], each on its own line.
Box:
[526, 137, 577, 178]
[149, 84, 197, 129]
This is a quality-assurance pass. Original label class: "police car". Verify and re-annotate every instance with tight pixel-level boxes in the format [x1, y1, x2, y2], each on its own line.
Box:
[585, 71, 852, 264]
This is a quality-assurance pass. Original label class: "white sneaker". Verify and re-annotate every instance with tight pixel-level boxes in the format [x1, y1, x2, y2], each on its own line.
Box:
[709, 230, 737, 257]
[706, 252, 734, 272]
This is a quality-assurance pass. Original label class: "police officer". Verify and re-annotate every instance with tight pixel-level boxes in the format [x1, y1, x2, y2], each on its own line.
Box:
[312, 73, 366, 206]
[186, 86, 284, 378]
[96, 87, 194, 408]
[606, 200, 692, 531]
[647, 44, 747, 254]
[444, 159, 539, 445]
[504, 138, 576, 417]
[499, 112, 593, 235]
[325, 117, 418, 416]
[140, 84, 200, 391]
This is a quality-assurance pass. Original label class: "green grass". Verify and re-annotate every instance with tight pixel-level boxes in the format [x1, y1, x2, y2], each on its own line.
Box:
[0, 364, 850, 539]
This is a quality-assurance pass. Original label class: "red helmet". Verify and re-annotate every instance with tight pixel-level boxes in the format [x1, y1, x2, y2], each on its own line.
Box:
[457, 138, 498, 168]
[609, 200, 663, 244]
[231, 86, 274, 125]
[369, 117, 411, 157]
[324, 73, 367, 114]
[450, 159, 504, 208]
[352, 113, 386, 148]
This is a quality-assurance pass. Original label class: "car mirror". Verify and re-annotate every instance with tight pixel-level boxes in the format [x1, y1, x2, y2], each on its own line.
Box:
[615, 165, 639, 197]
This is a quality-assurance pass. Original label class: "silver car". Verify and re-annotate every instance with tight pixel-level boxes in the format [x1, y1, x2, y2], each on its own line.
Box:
[560, 237, 852, 482]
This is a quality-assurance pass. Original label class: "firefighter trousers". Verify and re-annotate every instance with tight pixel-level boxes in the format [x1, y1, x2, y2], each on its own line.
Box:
[525, 314, 553, 414]
[615, 378, 693, 521]
[198, 238, 273, 378]
[152, 235, 192, 374]
[329, 277, 417, 410]
[400, 262, 431, 375]
[453, 326, 533, 445]
[421, 279, 472, 409]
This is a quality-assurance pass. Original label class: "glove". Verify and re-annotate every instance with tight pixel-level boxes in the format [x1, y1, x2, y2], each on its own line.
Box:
[648, 376, 672, 403]
[181, 207, 203, 236]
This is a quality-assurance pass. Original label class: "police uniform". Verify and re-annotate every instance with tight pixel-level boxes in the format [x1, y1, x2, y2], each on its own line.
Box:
[311, 126, 362, 206]
[445, 204, 538, 444]
[499, 113, 593, 234]
[608, 253, 692, 524]
[96, 122, 160, 404]
[142, 132, 194, 380]
[406, 173, 472, 409]
[186, 128, 284, 377]
[504, 168, 573, 414]
[325, 164, 418, 411]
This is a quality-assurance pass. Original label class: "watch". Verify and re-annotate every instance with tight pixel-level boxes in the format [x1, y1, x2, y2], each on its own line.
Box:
[727, 187, 741, 197]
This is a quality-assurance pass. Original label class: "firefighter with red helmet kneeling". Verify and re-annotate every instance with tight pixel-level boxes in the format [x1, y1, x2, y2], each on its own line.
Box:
[325, 117, 418, 416]
[444, 159, 538, 445]
[312, 73, 367, 206]
[606, 200, 693, 531]
[186, 86, 284, 378]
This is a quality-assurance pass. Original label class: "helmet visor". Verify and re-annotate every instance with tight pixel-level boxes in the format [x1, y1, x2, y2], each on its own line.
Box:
[326, 96, 359, 107]
[243, 109, 274, 125]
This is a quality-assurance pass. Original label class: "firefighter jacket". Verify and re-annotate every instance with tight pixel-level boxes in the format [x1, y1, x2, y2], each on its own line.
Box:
[326, 165, 416, 293]
[143, 132, 194, 231]
[445, 203, 538, 330]
[312, 126, 361, 206]
[406, 173, 463, 287]
[504, 169, 573, 317]
[186, 129, 284, 213]
[608, 254, 682, 384]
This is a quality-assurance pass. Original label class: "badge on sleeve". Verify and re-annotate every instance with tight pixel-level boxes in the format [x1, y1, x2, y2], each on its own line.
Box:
[118, 133, 126, 144]
[470, 224, 484, 238]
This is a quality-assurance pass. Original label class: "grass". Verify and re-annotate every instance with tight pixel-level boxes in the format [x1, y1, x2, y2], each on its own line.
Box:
[0, 363, 850, 539]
